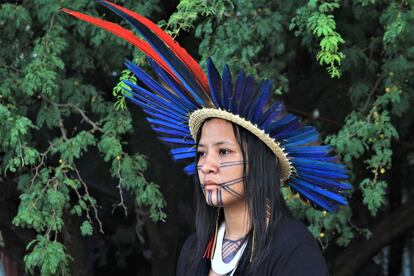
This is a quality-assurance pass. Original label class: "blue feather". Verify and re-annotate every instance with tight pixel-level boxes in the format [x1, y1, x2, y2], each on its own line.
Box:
[125, 60, 194, 112]
[268, 114, 299, 134]
[170, 147, 196, 161]
[159, 137, 195, 145]
[222, 65, 233, 110]
[152, 126, 190, 138]
[240, 76, 256, 117]
[297, 167, 348, 179]
[301, 174, 352, 190]
[292, 178, 348, 204]
[143, 106, 185, 122]
[282, 131, 319, 147]
[184, 162, 196, 175]
[289, 181, 336, 212]
[171, 151, 197, 161]
[170, 146, 196, 154]
[276, 122, 302, 137]
[284, 145, 332, 156]
[145, 110, 185, 126]
[303, 156, 338, 162]
[259, 102, 283, 129]
[292, 157, 348, 172]
[148, 59, 197, 110]
[206, 58, 220, 107]
[99, 0, 207, 106]
[232, 71, 245, 113]
[124, 81, 188, 116]
[147, 118, 189, 132]
[124, 92, 187, 121]
[277, 126, 316, 140]
[251, 80, 272, 122]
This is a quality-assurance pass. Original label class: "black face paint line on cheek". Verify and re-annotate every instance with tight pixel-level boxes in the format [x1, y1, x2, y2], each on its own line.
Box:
[219, 160, 245, 168]
[219, 176, 243, 187]
[222, 185, 244, 199]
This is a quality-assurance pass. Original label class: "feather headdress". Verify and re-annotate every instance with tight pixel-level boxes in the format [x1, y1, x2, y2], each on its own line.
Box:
[62, 1, 351, 213]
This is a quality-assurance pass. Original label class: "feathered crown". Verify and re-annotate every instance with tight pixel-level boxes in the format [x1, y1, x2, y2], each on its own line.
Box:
[62, 1, 351, 212]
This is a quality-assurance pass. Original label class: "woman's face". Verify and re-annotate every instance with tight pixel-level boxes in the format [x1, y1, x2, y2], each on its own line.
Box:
[197, 118, 245, 207]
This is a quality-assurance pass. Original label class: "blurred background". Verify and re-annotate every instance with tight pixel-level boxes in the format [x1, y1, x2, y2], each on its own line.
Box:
[0, 0, 413, 275]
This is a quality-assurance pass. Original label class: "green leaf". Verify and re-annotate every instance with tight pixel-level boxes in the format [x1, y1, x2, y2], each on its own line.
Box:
[80, 220, 93, 236]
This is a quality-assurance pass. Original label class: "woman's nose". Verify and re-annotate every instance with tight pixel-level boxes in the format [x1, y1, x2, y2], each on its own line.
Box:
[200, 154, 218, 174]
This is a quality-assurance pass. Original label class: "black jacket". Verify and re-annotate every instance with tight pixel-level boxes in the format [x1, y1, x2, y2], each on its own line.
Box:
[177, 217, 329, 275]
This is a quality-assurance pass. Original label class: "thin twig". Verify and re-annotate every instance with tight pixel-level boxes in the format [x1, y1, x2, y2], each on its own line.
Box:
[112, 159, 128, 216]
[30, 143, 53, 188]
[43, 96, 103, 133]
[65, 103, 103, 133]
[362, 76, 382, 113]
[73, 165, 104, 234]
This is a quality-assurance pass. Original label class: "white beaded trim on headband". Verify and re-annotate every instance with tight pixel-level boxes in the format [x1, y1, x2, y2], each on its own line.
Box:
[188, 108, 292, 181]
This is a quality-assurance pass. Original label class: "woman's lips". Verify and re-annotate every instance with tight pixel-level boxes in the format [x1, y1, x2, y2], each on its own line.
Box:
[204, 180, 218, 190]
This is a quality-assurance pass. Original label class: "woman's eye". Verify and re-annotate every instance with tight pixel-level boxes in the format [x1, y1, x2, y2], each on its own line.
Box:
[219, 149, 230, 155]
[197, 151, 206, 158]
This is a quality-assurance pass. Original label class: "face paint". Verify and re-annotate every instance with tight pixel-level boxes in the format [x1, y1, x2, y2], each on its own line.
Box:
[218, 160, 245, 168]
[197, 118, 246, 208]
[207, 190, 213, 206]
[201, 175, 245, 206]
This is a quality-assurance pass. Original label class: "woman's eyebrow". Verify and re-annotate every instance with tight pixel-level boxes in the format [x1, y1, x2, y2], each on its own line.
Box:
[198, 141, 234, 148]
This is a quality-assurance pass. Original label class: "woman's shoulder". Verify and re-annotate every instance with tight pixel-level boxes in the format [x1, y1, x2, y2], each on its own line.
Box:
[262, 217, 329, 275]
[273, 216, 318, 247]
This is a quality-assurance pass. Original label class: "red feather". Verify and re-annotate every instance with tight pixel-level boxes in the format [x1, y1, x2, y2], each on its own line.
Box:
[102, 0, 210, 93]
[61, 8, 181, 84]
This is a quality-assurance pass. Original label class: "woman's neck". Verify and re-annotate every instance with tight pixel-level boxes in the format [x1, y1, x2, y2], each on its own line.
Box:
[222, 200, 250, 240]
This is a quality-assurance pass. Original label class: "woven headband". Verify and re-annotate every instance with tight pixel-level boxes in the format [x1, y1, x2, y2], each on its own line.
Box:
[62, 0, 351, 212]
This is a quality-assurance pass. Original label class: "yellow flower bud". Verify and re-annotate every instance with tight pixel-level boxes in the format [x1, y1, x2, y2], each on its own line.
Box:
[380, 168, 385, 174]
[116, 155, 121, 160]
[320, 232, 325, 238]
[59, 159, 63, 164]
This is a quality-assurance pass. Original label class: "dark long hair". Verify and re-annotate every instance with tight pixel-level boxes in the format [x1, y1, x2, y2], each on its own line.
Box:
[186, 119, 290, 272]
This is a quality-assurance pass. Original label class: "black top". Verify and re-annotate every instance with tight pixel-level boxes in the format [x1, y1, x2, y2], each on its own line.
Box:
[177, 217, 329, 275]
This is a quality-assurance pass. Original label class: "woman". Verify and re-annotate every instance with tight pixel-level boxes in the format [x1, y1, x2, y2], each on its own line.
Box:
[176, 118, 329, 275]
[63, 2, 351, 275]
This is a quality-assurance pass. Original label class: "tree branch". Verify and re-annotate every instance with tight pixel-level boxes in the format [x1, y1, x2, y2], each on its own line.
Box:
[331, 199, 414, 276]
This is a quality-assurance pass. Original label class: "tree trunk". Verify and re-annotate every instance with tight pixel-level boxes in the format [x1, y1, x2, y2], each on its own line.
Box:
[387, 145, 405, 276]
[331, 199, 414, 276]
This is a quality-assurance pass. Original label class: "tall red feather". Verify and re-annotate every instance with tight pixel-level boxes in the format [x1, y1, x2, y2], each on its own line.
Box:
[102, 0, 210, 93]
[61, 8, 181, 84]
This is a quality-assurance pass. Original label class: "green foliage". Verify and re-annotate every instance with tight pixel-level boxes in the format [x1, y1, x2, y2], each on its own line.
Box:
[24, 235, 72, 276]
[1, 0, 165, 274]
[2, 0, 414, 274]
[80, 221, 93, 236]
[290, 0, 345, 78]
